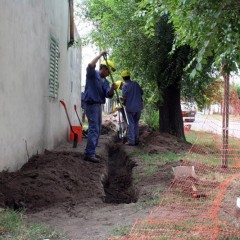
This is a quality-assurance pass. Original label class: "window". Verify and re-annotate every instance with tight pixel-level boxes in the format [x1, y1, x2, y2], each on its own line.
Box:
[49, 36, 59, 98]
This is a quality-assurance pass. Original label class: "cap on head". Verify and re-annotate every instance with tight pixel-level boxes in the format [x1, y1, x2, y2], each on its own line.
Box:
[101, 60, 116, 73]
[121, 70, 130, 78]
[115, 80, 123, 89]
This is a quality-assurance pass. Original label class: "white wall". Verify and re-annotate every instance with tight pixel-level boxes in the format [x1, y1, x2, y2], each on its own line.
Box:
[0, 0, 81, 171]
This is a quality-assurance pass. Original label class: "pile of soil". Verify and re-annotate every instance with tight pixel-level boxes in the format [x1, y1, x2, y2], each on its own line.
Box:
[0, 151, 107, 211]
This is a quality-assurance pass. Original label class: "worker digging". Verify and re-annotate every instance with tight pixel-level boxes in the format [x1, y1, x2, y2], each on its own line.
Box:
[82, 51, 118, 163]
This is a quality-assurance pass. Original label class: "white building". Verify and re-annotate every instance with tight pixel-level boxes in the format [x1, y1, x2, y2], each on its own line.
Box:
[0, 0, 82, 171]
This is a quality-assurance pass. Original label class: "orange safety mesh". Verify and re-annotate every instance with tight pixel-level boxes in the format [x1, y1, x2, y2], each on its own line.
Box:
[109, 117, 240, 240]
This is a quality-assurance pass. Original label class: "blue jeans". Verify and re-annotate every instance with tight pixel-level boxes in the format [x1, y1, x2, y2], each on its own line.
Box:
[126, 111, 141, 145]
[84, 103, 102, 157]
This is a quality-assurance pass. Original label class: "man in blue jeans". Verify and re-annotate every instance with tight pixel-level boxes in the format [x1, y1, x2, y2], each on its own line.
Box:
[121, 70, 143, 146]
[83, 51, 117, 163]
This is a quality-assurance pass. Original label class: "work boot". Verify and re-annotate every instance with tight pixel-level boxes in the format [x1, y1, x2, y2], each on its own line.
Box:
[125, 142, 135, 146]
[95, 154, 101, 159]
[83, 155, 100, 163]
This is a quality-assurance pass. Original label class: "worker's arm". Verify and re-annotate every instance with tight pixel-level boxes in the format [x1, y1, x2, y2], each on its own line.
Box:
[107, 83, 117, 97]
[89, 51, 107, 68]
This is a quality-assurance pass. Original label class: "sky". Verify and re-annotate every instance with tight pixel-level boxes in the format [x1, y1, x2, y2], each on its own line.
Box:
[74, 0, 99, 88]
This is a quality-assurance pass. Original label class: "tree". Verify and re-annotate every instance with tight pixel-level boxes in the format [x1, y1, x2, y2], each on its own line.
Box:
[138, 0, 240, 75]
[236, 84, 240, 98]
[138, 0, 240, 166]
[77, 0, 197, 139]
[202, 79, 224, 112]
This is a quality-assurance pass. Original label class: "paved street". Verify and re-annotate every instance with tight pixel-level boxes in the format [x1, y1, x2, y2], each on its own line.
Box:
[186, 113, 240, 138]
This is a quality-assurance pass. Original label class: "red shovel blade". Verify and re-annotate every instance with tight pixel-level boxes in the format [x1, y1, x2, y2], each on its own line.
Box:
[59, 100, 78, 148]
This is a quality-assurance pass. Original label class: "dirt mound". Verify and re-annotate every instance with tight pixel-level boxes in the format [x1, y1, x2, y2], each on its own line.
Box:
[0, 150, 107, 211]
[140, 131, 191, 153]
[0, 119, 195, 240]
[0, 120, 191, 215]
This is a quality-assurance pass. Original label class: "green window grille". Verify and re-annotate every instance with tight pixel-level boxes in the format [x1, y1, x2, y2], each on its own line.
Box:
[49, 37, 59, 98]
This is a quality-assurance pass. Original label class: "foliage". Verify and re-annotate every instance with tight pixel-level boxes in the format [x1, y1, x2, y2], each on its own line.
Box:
[230, 84, 240, 115]
[141, 109, 159, 131]
[137, 0, 240, 110]
[198, 78, 224, 109]
[77, 0, 225, 137]
[77, 0, 192, 108]
[137, 0, 240, 76]
[77, 0, 160, 104]
[180, 54, 219, 106]
[236, 83, 240, 97]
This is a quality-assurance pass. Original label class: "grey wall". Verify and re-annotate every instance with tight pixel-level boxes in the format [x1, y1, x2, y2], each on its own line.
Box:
[0, 0, 82, 171]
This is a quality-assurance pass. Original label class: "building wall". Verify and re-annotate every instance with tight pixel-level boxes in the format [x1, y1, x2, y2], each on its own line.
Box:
[0, 0, 82, 171]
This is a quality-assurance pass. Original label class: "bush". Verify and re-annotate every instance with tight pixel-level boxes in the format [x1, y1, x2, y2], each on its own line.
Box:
[141, 109, 159, 130]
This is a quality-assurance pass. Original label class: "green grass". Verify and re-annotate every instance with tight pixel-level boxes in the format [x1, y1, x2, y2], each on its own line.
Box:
[185, 130, 240, 168]
[140, 152, 184, 175]
[109, 224, 131, 238]
[186, 129, 240, 148]
[141, 152, 183, 164]
[0, 209, 61, 240]
[137, 187, 166, 209]
[112, 129, 240, 240]
[130, 146, 185, 176]
[132, 129, 240, 170]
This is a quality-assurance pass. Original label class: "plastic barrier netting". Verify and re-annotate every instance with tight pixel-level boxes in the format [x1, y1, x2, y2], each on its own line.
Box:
[109, 117, 240, 240]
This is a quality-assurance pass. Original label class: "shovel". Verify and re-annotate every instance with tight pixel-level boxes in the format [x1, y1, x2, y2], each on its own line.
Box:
[74, 104, 87, 138]
[60, 100, 78, 148]
[103, 55, 129, 143]
[103, 54, 129, 126]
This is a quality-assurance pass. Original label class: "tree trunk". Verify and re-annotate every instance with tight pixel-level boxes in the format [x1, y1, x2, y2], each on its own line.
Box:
[157, 44, 190, 140]
[159, 83, 185, 140]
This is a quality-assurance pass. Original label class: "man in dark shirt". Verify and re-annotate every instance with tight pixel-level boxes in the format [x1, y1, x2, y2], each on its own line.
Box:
[121, 70, 143, 146]
[83, 51, 117, 163]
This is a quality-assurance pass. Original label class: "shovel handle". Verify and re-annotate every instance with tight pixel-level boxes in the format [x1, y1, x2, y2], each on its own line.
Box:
[74, 104, 83, 127]
[102, 55, 129, 125]
[60, 100, 78, 148]
[60, 100, 74, 132]
[60, 100, 72, 130]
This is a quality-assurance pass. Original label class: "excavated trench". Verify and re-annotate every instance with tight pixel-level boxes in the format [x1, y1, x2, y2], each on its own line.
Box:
[0, 127, 139, 210]
[103, 143, 139, 204]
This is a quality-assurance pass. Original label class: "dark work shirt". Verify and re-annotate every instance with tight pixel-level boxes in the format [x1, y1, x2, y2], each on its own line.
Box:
[83, 65, 112, 104]
[122, 80, 143, 112]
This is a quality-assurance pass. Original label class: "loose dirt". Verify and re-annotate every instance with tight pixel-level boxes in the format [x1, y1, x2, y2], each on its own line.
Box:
[0, 117, 192, 240]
